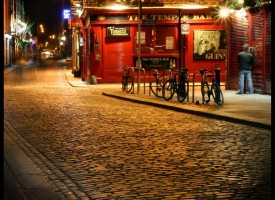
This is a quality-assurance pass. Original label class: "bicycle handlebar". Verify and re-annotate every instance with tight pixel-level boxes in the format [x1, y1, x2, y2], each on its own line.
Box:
[200, 64, 220, 74]
[122, 66, 131, 71]
[200, 68, 208, 74]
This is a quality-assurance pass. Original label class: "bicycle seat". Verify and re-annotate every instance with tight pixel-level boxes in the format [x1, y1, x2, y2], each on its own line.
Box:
[152, 73, 158, 77]
[206, 74, 214, 78]
[200, 68, 208, 74]
[180, 68, 188, 72]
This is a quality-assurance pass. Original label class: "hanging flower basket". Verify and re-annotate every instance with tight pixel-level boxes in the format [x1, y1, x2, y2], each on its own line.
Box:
[243, 0, 262, 7]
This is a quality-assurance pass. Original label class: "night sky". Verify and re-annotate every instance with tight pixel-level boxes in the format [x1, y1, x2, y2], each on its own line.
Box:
[24, 0, 69, 36]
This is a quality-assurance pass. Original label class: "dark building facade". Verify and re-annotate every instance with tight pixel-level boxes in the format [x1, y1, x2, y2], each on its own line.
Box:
[227, 4, 271, 94]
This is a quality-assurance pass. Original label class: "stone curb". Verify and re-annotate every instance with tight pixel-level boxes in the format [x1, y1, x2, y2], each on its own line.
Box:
[102, 92, 271, 130]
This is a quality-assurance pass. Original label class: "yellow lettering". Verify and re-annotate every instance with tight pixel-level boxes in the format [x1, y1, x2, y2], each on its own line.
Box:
[181, 15, 189, 20]
[205, 53, 212, 59]
[151, 15, 157, 20]
[163, 14, 170, 20]
[193, 15, 200, 20]
[205, 14, 212, 19]
[205, 53, 226, 60]
[172, 15, 178, 20]
[219, 53, 226, 59]
[199, 15, 206, 20]
[130, 15, 139, 20]
[128, 13, 213, 21]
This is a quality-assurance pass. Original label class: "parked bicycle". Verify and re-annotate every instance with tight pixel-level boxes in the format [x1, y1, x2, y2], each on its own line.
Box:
[200, 64, 224, 106]
[149, 69, 172, 98]
[162, 68, 189, 102]
[121, 66, 134, 93]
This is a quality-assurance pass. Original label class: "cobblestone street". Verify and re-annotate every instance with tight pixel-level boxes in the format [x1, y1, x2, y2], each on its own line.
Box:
[4, 65, 271, 199]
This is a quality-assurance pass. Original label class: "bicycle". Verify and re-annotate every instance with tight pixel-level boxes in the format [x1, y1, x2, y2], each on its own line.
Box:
[149, 69, 172, 98]
[162, 68, 189, 102]
[121, 66, 134, 93]
[200, 64, 224, 106]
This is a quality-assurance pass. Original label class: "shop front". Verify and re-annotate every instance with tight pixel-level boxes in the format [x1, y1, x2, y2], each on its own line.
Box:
[80, 6, 226, 84]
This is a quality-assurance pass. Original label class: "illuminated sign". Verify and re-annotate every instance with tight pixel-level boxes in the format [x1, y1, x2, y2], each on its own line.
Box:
[106, 26, 130, 37]
[63, 9, 71, 19]
[91, 13, 214, 23]
[134, 57, 174, 70]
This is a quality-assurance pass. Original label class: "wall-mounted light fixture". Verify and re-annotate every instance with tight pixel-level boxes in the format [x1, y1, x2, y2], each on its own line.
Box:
[107, 4, 128, 10]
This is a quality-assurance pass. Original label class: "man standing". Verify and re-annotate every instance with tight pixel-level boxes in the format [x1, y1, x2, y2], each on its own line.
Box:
[236, 44, 254, 94]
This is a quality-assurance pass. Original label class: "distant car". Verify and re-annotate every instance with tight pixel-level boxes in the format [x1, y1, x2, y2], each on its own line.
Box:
[41, 49, 53, 59]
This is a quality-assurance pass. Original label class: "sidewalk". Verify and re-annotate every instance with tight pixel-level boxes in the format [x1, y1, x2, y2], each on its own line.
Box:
[4, 60, 36, 75]
[65, 69, 271, 130]
[4, 121, 64, 200]
[4, 66, 64, 200]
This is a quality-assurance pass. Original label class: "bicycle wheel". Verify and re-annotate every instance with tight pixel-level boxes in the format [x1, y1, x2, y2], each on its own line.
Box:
[177, 77, 189, 102]
[150, 79, 163, 98]
[211, 81, 224, 106]
[125, 76, 133, 93]
[201, 81, 211, 103]
[163, 79, 175, 100]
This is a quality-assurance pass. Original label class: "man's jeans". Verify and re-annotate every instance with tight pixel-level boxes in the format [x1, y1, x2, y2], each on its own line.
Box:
[239, 70, 254, 93]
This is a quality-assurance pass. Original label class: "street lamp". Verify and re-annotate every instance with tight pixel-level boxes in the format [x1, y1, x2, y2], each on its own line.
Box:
[37, 24, 45, 46]
[37, 24, 45, 59]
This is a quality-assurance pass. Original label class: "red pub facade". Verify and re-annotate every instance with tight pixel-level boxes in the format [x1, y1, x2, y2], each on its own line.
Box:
[77, 5, 226, 84]
[69, 0, 271, 94]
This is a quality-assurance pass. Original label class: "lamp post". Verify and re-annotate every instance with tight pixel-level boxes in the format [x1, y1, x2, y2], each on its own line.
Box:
[137, 0, 142, 94]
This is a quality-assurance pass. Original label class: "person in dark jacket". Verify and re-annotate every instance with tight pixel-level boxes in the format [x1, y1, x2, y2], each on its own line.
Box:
[236, 44, 254, 94]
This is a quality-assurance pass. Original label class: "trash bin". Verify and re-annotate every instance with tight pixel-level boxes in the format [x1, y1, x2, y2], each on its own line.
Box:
[66, 57, 73, 69]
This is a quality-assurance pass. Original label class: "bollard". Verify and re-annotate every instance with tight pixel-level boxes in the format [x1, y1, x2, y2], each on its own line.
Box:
[90, 75, 97, 85]
[214, 67, 221, 101]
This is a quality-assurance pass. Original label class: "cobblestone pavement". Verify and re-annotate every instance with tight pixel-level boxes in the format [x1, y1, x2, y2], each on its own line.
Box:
[4, 64, 271, 199]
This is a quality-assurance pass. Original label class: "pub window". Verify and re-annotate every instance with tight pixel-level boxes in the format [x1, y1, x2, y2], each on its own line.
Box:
[135, 25, 178, 54]
[156, 25, 178, 54]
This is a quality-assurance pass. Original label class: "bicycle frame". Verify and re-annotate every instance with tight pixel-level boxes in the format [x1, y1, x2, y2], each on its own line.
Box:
[149, 69, 172, 98]
[200, 65, 224, 106]
[163, 68, 189, 102]
[121, 66, 134, 93]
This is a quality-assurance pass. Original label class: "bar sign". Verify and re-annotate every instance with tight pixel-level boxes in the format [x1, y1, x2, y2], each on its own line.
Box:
[107, 26, 130, 37]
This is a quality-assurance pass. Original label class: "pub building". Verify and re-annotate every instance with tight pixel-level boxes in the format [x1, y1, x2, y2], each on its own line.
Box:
[69, 0, 271, 94]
